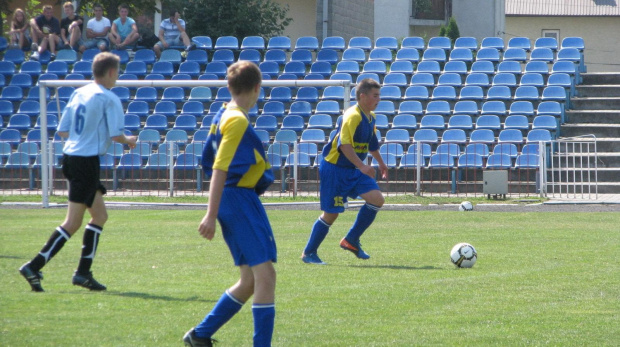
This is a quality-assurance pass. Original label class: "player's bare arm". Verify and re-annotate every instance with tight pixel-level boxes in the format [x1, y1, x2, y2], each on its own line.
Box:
[199, 169, 227, 240]
[340, 143, 375, 178]
[369, 150, 388, 179]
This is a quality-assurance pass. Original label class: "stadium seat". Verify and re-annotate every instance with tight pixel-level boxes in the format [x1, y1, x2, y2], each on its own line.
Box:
[280, 115, 305, 132]
[504, 115, 530, 132]
[514, 154, 540, 169]
[3, 49, 25, 65]
[150, 61, 175, 78]
[117, 153, 143, 171]
[374, 114, 389, 130]
[25, 129, 42, 143]
[124, 114, 141, 133]
[4, 152, 31, 168]
[134, 49, 156, 65]
[457, 153, 483, 169]
[307, 114, 333, 129]
[188, 87, 212, 102]
[428, 36, 452, 51]
[262, 101, 285, 118]
[383, 73, 408, 87]
[395, 48, 420, 63]
[422, 48, 447, 63]
[212, 49, 235, 66]
[321, 36, 346, 51]
[315, 101, 340, 115]
[321, 86, 345, 101]
[127, 101, 150, 118]
[184, 143, 204, 159]
[475, 115, 501, 131]
[435, 143, 461, 159]
[454, 37, 478, 51]
[0, 61, 16, 78]
[180, 101, 204, 117]
[380, 86, 402, 101]
[0, 129, 22, 147]
[309, 61, 332, 78]
[537, 101, 564, 123]
[296, 87, 319, 103]
[514, 86, 539, 102]
[342, 47, 366, 63]
[481, 37, 505, 51]
[214, 36, 239, 50]
[71, 61, 93, 78]
[7, 114, 31, 131]
[441, 129, 467, 144]
[465, 73, 490, 88]
[192, 36, 213, 50]
[19, 61, 42, 78]
[503, 48, 528, 63]
[390, 61, 414, 76]
[175, 153, 199, 170]
[125, 61, 148, 77]
[144, 114, 169, 132]
[532, 115, 558, 134]
[384, 129, 410, 144]
[426, 100, 451, 116]
[448, 115, 473, 131]
[178, 61, 201, 77]
[535, 37, 558, 51]
[335, 60, 360, 76]
[289, 101, 312, 117]
[526, 129, 552, 143]
[255, 115, 278, 132]
[274, 129, 298, 144]
[525, 61, 550, 76]
[240, 36, 265, 50]
[17, 100, 40, 117]
[267, 36, 291, 51]
[164, 129, 188, 144]
[498, 129, 524, 144]
[369, 48, 392, 63]
[295, 36, 319, 51]
[55, 49, 78, 64]
[530, 47, 554, 63]
[215, 87, 232, 102]
[458, 86, 484, 102]
[283, 61, 306, 78]
[476, 47, 500, 63]
[464, 143, 490, 158]
[0, 100, 14, 117]
[507, 37, 531, 51]
[134, 87, 158, 104]
[494, 143, 519, 158]
[428, 153, 454, 168]
[375, 36, 398, 51]
[401, 36, 425, 51]
[9, 73, 33, 89]
[409, 73, 434, 88]
[362, 61, 387, 76]
[300, 129, 326, 143]
[481, 101, 507, 116]
[469, 129, 495, 144]
[0, 85, 24, 102]
[173, 115, 197, 132]
[485, 153, 512, 169]
[269, 86, 292, 103]
[470, 61, 495, 75]
[449, 48, 473, 63]
[452, 101, 478, 116]
[431, 86, 456, 101]
[154, 101, 177, 118]
[348, 36, 372, 51]
[437, 73, 462, 88]
[416, 61, 441, 75]
[486, 86, 512, 101]
[192, 129, 209, 143]
[160, 87, 185, 104]
[391, 114, 417, 130]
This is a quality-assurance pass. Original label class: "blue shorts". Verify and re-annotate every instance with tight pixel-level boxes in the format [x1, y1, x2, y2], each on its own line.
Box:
[83, 37, 109, 50]
[217, 187, 277, 267]
[319, 161, 380, 213]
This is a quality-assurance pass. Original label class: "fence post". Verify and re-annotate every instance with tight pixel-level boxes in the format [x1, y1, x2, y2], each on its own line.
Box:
[169, 142, 174, 197]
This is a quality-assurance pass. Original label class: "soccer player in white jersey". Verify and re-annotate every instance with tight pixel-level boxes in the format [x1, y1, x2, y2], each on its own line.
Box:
[19, 52, 137, 292]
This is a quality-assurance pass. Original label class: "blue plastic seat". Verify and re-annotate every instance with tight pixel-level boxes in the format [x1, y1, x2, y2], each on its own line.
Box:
[154, 100, 177, 118]
[7, 114, 31, 131]
[240, 36, 265, 50]
[258, 61, 279, 78]
[476, 47, 500, 63]
[525, 61, 549, 76]
[435, 143, 461, 159]
[428, 153, 454, 168]
[191, 36, 212, 50]
[150, 61, 175, 78]
[535, 37, 558, 51]
[391, 114, 417, 130]
[428, 36, 452, 51]
[374, 101, 395, 115]
[422, 48, 447, 63]
[45, 101, 66, 116]
[295, 87, 319, 103]
[486, 153, 512, 169]
[335, 60, 360, 75]
[180, 101, 203, 117]
[541, 86, 568, 104]
[188, 87, 212, 103]
[192, 129, 209, 143]
[431, 86, 456, 101]
[514, 86, 539, 102]
[124, 114, 141, 132]
[184, 50, 208, 68]
[527, 129, 552, 143]
[267, 36, 291, 51]
[356, 73, 380, 84]
[80, 48, 100, 62]
[295, 36, 319, 51]
[45, 61, 68, 78]
[144, 114, 169, 132]
[310, 61, 332, 78]
[300, 129, 326, 143]
[262, 101, 285, 117]
[214, 36, 239, 50]
[409, 73, 434, 87]
[373, 114, 388, 130]
[465, 73, 490, 88]
[263, 49, 287, 67]
[401, 36, 425, 51]
[492, 72, 517, 88]
[0, 85, 24, 102]
[470, 61, 495, 75]
[520, 73, 545, 88]
[443, 61, 467, 75]
[426, 100, 451, 116]
[0, 129, 22, 147]
[125, 61, 148, 77]
[451, 101, 477, 116]
[383, 73, 408, 87]
[0, 100, 13, 117]
[464, 143, 490, 157]
[3, 49, 25, 65]
[330, 73, 353, 84]
[283, 61, 306, 78]
[161, 87, 185, 103]
[457, 153, 483, 168]
[498, 60, 524, 75]
[255, 115, 278, 132]
[449, 48, 473, 62]
[362, 61, 387, 76]
[315, 100, 340, 115]
[274, 129, 298, 144]
[498, 129, 524, 144]
[117, 153, 143, 171]
[64, 73, 85, 81]
[25, 129, 42, 143]
[20, 61, 42, 78]
[212, 49, 235, 66]
[178, 61, 201, 77]
[322, 36, 345, 51]
[55, 49, 78, 64]
[342, 48, 366, 63]
[9, 73, 33, 89]
[537, 101, 563, 123]
[72, 61, 93, 78]
[437, 73, 462, 87]
[514, 154, 539, 169]
[375, 36, 398, 51]
[504, 115, 529, 131]
[348, 36, 372, 51]
[214, 87, 232, 102]
[503, 48, 527, 63]
[127, 101, 150, 118]
[454, 37, 478, 51]
[4, 152, 31, 168]
[288, 101, 312, 117]
[481, 37, 505, 51]
[268, 86, 292, 103]
[164, 129, 188, 144]
[469, 129, 495, 144]
[17, 100, 40, 117]
[134, 86, 158, 104]
[532, 115, 558, 133]
[0, 61, 16, 78]
[448, 115, 473, 130]
[384, 129, 410, 144]
[475, 115, 501, 131]
[379, 86, 402, 101]
[398, 101, 424, 116]
[486, 86, 512, 101]
[395, 48, 420, 63]
[441, 129, 467, 144]
[530, 47, 554, 63]
[134, 49, 156, 65]
[184, 142, 204, 158]
[174, 153, 199, 170]
[481, 101, 506, 115]
[291, 49, 313, 66]
[419, 115, 445, 130]
[416, 61, 441, 75]
[307, 114, 333, 129]
[321, 86, 345, 101]
[458, 86, 484, 102]
[156, 143, 180, 159]
[507, 37, 531, 51]
[369, 48, 392, 63]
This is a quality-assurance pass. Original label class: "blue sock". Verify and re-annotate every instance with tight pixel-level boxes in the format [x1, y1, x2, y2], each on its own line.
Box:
[252, 303, 275, 347]
[303, 217, 331, 255]
[195, 290, 244, 338]
[345, 203, 380, 242]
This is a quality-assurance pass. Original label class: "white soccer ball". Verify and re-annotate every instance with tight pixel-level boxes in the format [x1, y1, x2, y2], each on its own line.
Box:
[459, 201, 473, 211]
[450, 243, 477, 268]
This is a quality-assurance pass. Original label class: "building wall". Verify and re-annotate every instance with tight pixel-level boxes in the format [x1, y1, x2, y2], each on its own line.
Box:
[316, 0, 374, 43]
[374, 0, 411, 40]
[506, 16, 620, 72]
[273, 0, 317, 45]
[453, 0, 505, 41]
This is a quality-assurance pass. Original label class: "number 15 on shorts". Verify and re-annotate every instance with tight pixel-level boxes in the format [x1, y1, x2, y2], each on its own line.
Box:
[334, 196, 344, 207]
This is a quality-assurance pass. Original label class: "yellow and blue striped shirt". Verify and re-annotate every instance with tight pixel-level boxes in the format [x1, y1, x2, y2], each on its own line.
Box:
[323, 105, 379, 168]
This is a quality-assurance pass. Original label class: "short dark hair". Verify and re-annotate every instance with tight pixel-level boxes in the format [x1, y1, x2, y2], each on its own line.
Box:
[356, 78, 381, 100]
[92, 52, 120, 78]
[118, 4, 129, 11]
[168, 8, 179, 17]
[227, 61, 262, 95]
[93, 3, 103, 11]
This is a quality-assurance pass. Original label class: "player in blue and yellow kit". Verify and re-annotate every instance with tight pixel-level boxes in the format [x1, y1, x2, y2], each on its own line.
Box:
[184, 61, 276, 347]
[18, 52, 137, 292]
[301, 79, 388, 265]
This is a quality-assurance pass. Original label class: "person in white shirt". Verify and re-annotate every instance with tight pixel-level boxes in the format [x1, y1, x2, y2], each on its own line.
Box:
[18, 52, 137, 292]
[153, 8, 195, 58]
[79, 4, 111, 52]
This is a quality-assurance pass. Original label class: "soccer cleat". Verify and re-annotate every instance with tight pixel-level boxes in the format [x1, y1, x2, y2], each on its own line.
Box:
[19, 263, 45, 292]
[30, 51, 39, 61]
[72, 271, 107, 291]
[301, 253, 326, 265]
[340, 238, 370, 260]
[183, 328, 216, 347]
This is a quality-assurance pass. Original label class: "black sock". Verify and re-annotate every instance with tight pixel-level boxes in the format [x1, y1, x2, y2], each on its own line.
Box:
[30, 227, 71, 272]
[76, 224, 103, 275]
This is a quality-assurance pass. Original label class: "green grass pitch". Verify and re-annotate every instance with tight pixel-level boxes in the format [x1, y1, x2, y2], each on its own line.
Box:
[1, 208, 618, 346]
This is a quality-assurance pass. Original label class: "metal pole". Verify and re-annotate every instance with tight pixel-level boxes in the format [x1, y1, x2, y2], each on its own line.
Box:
[416, 141, 422, 196]
[40, 84, 49, 208]
[169, 142, 174, 197]
[293, 141, 298, 198]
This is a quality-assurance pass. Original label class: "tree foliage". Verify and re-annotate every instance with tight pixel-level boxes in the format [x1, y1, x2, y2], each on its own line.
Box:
[414, 0, 433, 15]
[445, 17, 460, 43]
[1, 0, 42, 36]
[76, 0, 160, 22]
[176, 0, 292, 40]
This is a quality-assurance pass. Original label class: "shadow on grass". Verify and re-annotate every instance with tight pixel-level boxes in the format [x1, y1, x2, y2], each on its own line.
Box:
[0, 255, 24, 259]
[80, 291, 216, 303]
[340, 264, 442, 270]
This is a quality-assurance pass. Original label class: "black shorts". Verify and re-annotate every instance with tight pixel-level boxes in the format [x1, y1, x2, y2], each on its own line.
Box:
[62, 155, 107, 207]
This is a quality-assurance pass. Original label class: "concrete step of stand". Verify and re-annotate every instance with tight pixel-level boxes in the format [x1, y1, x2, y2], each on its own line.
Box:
[565, 110, 620, 123]
[571, 97, 620, 110]
[581, 73, 620, 85]
[577, 85, 620, 97]
[561, 123, 620, 137]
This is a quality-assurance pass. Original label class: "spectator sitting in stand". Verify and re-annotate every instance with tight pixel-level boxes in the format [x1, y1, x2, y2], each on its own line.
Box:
[108, 4, 140, 50]
[60, 1, 84, 51]
[9, 8, 32, 50]
[153, 8, 195, 58]
[79, 3, 111, 53]
[30, 5, 61, 60]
